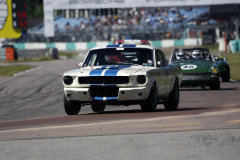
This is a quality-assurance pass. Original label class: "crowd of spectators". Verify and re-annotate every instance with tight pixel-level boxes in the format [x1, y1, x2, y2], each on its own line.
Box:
[59, 7, 189, 31]
[54, 7, 208, 41]
[27, 7, 209, 42]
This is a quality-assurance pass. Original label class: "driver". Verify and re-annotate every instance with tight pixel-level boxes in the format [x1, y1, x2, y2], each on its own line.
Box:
[192, 50, 202, 60]
[176, 50, 186, 60]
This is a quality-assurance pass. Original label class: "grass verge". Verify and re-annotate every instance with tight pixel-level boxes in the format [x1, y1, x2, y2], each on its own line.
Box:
[220, 53, 240, 81]
[58, 52, 78, 59]
[0, 65, 36, 76]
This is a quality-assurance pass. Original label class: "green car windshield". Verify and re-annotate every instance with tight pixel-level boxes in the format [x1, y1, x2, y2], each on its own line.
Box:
[172, 49, 214, 63]
[83, 48, 153, 67]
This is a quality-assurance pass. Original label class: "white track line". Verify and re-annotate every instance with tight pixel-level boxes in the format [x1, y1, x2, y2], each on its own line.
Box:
[1, 108, 240, 134]
[13, 65, 42, 77]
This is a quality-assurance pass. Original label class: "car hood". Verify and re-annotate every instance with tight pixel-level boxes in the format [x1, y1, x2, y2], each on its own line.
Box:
[64, 65, 151, 77]
[174, 61, 214, 74]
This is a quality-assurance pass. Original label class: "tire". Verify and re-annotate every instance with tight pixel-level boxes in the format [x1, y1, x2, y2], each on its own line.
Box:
[140, 84, 158, 112]
[210, 78, 220, 90]
[164, 80, 179, 111]
[64, 95, 81, 115]
[222, 69, 230, 82]
[91, 102, 106, 113]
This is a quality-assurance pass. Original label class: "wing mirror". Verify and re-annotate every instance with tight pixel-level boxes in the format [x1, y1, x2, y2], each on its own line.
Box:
[224, 57, 227, 61]
[157, 61, 161, 67]
[79, 62, 83, 68]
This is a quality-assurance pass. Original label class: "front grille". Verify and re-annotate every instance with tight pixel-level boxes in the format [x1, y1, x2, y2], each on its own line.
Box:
[90, 87, 119, 97]
[78, 76, 129, 84]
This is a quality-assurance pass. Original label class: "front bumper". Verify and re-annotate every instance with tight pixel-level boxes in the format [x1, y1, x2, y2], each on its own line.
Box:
[181, 74, 219, 86]
[64, 86, 149, 102]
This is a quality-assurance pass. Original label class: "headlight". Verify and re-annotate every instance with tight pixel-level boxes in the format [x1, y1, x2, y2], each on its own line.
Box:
[137, 75, 146, 84]
[211, 67, 218, 74]
[63, 76, 73, 85]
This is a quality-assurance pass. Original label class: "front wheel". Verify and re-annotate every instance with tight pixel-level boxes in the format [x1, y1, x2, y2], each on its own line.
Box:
[164, 80, 179, 111]
[64, 95, 81, 115]
[210, 78, 220, 90]
[222, 69, 230, 82]
[91, 102, 106, 113]
[140, 84, 158, 112]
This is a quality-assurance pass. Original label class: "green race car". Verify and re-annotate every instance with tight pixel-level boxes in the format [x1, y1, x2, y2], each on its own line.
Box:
[170, 48, 220, 90]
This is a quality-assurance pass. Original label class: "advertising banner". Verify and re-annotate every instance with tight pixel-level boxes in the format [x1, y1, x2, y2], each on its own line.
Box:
[48, 0, 240, 9]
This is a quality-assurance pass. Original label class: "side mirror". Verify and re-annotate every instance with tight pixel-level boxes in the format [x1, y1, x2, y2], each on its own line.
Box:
[157, 61, 161, 67]
[224, 57, 227, 61]
[79, 62, 83, 68]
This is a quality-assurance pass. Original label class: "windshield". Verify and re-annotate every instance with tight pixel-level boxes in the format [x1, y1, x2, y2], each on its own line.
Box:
[83, 48, 153, 67]
[172, 49, 213, 63]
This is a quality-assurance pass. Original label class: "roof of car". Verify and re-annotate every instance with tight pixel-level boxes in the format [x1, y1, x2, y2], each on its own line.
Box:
[114, 40, 151, 45]
[90, 44, 155, 50]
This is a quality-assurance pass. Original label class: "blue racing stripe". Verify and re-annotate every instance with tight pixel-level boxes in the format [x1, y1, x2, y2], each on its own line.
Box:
[89, 69, 103, 76]
[104, 65, 131, 76]
[106, 97, 118, 101]
[89, 66, 109, 76]
[107, 44, 120, 48]
[104, 69, 119, 76]
[122, 44, 136, 47]
[94, 97, 104, 101]
[93, 97, 118, 101]
[90, 65, 131, 77]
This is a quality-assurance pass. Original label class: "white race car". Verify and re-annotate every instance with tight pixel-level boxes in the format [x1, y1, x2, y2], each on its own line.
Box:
[62, 44, 182, 115]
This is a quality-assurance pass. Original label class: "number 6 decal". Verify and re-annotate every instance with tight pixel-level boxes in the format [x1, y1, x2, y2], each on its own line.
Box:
[181, 64, 197, 70]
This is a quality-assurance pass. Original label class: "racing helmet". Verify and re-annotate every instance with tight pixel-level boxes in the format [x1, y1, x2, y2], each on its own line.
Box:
[203, 50, 210, 60]
[176, 50, 186, 60]
[192, 50, 201, 59]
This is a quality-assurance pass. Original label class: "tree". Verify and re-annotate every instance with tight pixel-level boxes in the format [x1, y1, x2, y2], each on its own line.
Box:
[27, 0, 43, 18]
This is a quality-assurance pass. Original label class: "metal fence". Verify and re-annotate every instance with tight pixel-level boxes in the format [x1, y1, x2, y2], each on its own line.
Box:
[22, 26, 185, 43]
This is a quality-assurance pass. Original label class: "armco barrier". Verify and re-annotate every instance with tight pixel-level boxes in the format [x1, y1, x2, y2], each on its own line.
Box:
[0, 48, 6, 61]
[17, 49, 48, 60]
[238, 40, 240, 53]
[13, 39, 202, 51]
[229, 40, 240, 53]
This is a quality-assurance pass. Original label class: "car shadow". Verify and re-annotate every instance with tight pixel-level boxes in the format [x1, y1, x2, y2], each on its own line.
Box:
[87, 107, 207, 115]
[180, 88, 236, 91]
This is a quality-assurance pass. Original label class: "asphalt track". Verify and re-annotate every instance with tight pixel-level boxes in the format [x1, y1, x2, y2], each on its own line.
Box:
[0, 57, 240, 160]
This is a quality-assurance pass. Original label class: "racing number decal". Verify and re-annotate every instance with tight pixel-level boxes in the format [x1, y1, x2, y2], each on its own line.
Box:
[181, 64, 197, 70]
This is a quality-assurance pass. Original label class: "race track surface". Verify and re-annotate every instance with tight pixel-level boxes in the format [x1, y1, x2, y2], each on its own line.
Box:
[0, 58, 240, 160]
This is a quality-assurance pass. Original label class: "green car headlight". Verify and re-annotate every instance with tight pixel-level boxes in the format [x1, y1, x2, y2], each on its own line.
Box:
[211, 67, 218, 74]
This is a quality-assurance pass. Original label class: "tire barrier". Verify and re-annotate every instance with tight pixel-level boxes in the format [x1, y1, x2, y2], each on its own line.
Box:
[0, 47, 16, 61]
[0, 47, 59, 61]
